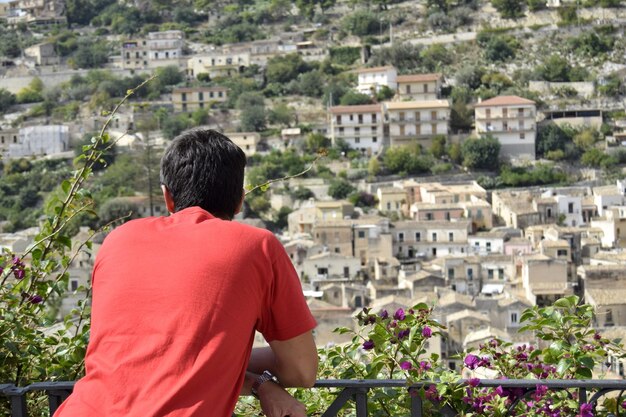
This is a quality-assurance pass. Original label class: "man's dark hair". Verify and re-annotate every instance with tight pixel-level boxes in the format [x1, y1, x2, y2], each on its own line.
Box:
[160, 129, 246, 219]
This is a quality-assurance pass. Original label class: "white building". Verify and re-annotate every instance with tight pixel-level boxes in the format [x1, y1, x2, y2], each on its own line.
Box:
[329, 104, 384, 155]
[474, 95, 537, 161]
[301, 252, 362, 283]
[187, 51, 251, 79]
[355, 66, 397, 95]
[8, 125, 69, 159]
[146, 30, 185, 61]
[385, 100, 450, 147]
[541, 190, 584, 227]
[225, 132, 261, 156]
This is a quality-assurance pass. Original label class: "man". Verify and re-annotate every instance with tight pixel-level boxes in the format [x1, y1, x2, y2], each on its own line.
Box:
[55, 129, 318, 417]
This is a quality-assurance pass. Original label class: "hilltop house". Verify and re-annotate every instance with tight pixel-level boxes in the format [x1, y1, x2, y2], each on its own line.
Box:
[396, 73, 442, 101]
[474, 95, 537, 161]
[171, 86, 229, 112]
[355, 66, 397, 95]
[328, 104, 384, 155]
[385, 100, 451, 147]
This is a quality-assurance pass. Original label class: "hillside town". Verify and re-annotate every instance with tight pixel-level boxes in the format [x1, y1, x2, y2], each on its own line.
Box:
[1, 0, 626, 378]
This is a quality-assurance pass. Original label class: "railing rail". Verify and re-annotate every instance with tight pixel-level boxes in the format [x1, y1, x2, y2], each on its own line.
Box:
[2, 379, 626, 417]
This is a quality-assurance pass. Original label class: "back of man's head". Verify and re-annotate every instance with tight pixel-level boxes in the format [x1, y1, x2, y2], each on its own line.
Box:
[160, 129, 247, 220]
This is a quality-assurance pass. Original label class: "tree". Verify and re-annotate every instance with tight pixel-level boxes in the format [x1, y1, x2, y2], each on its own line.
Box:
[461, 135, 501, 170]
[367, 43, 423, 73]
[368, 157, 381, 176]
[240, 106, 267, 132]
[266, 54, 310, 84]
[536, 123, 574, 157]
[349, 191, 378, 208]
[328, 178, 355, 199]
[430, 135, 447, 159]
[293, 187, 315, 200]
[297, 71, 325, 97]
[376, 86, 395, 102]
[0, 89, 16, 114]
[573, 129, 598, 151]
[491, 0, 523, 18]
[342, 10, 380, 37]
[339, 91, 372, 106]
[535, 55, 572, 82]
[70, 39, 110, 69]
[305, 133, 331, 152]
[484, 36, 517, 62]
[527, 0, 547, 10]
[383, 145, 433, 175]
[268, 103, 295, 127]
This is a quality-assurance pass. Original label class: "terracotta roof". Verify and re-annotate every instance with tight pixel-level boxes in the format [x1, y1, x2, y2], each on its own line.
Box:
[397, 73, 442, 83]
[474, 95, 536, 107]
[329, 104, 382, 114]
[385, 99, 450, 110]
[173, 86, 229, 93]
[355, 65, 396, 74]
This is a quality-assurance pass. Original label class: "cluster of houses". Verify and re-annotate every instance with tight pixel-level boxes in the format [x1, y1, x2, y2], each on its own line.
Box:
[274, 177, 626, 376]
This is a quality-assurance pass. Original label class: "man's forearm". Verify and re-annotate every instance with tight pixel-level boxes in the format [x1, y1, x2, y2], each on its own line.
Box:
[247, 347, 277, 376]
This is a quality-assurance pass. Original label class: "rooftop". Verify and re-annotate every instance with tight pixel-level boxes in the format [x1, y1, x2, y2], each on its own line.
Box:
[385, 100, 450, 110]
[396, 73, 442, 83]
[474, 95, 536, 107]
[329, 104, 383, 114]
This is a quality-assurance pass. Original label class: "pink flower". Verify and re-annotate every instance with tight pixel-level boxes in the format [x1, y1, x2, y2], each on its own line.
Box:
[362, 340, 375, 350]
[578, 403, 593, 417]
[394, 308, 405, 321]
[464, 354, 480, 370]
[400, 361, 412, 370]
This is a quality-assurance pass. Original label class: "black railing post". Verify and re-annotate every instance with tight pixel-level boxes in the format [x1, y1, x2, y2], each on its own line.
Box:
[354, 387, 368, 417]
[409, 387, 423, 417]
[2, 385, 28, 417]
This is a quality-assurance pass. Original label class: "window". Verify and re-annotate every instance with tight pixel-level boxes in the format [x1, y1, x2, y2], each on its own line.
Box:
[355, 127, 360, 134]
[502, 108, 508, 118]
[432, 248, 437, 256]
[510, 312, 518, 325]
[358, 230, 365, 238]
[181, 93, 187, 101]
[371, 126, 377, 134]
[448, 268, 455, 279]
[423, 84, 428, 93]
[557, 249, 567, 256]
[498, 268, 504, 279]
[426, 212, 433, 220]
[520, 133, 525, 139]
[198, 92, 204, 101]
[372, 113, 377, 123]
[344, 267, 350, 278]
[373, 136, 378, 142]
[399, 112, 405, 121]
[349, 114, 354, 121]
[218, 91, 223, 98]
[399, 125, 405, 136]
[485, 109, 491, 118]
[445, 212, 451, 221]
[488, 269, 494, 279]
[334, 247, 340, 253]
[448, 232, 453, 242]
[398, 232, 404, 242]
[339, 127, 344, 134]
[431, 111, 437, 120]
[358, 114, 363, 123]
[486, 242, 491, 252]
[70, 280, 79, 291]
[467, 268, 473, 281]
[406, 85, 411, 94]
[568, 203, 574, 214]
[415, 232, 421, 242]
[387, 202, 391, 210]
[355, 137, 360, 144]
[432, 233, 437, 242]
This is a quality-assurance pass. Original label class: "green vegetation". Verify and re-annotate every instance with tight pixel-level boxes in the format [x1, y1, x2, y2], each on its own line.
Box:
[461, 135, 501, 170]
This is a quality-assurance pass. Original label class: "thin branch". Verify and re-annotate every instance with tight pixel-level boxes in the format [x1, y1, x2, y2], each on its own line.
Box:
[245, 150, 327, 196]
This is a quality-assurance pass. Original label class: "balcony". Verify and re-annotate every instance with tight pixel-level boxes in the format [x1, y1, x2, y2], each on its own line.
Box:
[476, 112, 536, 120]
[389, 117, 448, 123]
[3, 379, 626, 416]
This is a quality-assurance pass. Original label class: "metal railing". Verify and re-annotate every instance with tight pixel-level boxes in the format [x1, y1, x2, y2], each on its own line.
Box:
[2, 379, 626, 417]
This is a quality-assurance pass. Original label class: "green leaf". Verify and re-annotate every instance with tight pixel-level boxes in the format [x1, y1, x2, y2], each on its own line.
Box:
[579, 356, 595, 369]
[575, 367, 592, 378]
[556, 358, 573, 375]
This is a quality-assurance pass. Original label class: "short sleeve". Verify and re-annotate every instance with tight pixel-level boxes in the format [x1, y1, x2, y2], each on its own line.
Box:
[257, 236, 317, 342]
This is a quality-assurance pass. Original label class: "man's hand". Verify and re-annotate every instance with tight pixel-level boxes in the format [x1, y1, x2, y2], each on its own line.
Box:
[257, 381, 307, 417]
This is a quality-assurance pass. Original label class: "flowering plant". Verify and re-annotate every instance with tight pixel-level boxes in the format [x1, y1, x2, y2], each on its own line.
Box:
[289, 296, 626, 417]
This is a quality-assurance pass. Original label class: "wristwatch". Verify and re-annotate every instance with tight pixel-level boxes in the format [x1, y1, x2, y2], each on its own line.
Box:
[251, 370, 280, 397]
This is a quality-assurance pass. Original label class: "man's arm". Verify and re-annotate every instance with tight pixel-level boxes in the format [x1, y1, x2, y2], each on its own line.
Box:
[246, 330, 318, 388]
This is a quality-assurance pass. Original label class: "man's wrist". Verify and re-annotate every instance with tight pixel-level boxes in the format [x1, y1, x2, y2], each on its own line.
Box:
[251, 370, 280, 398]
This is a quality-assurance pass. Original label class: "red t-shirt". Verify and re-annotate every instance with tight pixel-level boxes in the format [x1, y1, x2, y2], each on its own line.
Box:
[54, 207, 317, 417]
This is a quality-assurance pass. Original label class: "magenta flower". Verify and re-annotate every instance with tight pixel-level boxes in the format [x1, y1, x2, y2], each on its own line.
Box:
[13, 269, 25, 279]
[464, 354, 480, 369]
[394, 308, 405, 321]
[379, 309, 388, 319]
[578, 403, 593, 417]
[28, 294, 43, 304]
[594, 332, 602, 340]
[362, 340, 375, 350]
[467, 378, 480, 387]
[400, 361, 412, 370]
[422, 326, 432, 338]
[398, 329, 410, 339]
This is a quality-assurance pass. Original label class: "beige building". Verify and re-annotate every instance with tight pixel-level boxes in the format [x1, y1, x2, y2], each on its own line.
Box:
[300, 251, 362, 282]
[4, 0, 66, 25]
[171, 87, 228, 112]
[226, 132, 261, 156]
[475, 95, 537, 161]
[0, 128, 19, 154]
[396, 73, 442, 101]
[121, 31, 185, 70]
[24, 42, 59, 66]
[328, 104, 384, 155]
[376, 187, 406, 215]
[288, 200, 355, 237]
[521, 254, 569, 306]
[385, 100, 450, 147]
[187, 51, 251, 79]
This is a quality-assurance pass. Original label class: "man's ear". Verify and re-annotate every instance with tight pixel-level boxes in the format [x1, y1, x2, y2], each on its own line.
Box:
[234, 189, 245, 215]
[162, 185, 176, 214]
